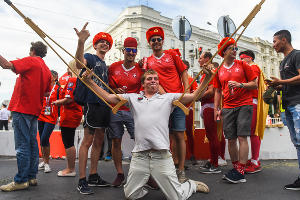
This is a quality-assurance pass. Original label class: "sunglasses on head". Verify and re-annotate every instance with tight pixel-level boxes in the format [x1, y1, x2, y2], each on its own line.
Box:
[151, 37, 163, 43]
[124, 48, 137, 53]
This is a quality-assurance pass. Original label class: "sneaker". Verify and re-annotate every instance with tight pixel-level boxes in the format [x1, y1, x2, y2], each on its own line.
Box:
[104, 156, 112, 161]
[177, 170, 189, 183]
[194, 180, 209, 193]
[88, 174, 110, 187]
[224, 168, 246, 184]
[0, 181, 29, 192]
[199, 165, 221, 174]
[218, 157, 227, 166]
[38, 161, 45, 170]
[77, 179, 94, 195]
[44, 164, 51, 173]
[28, 179, 37, 186]
[284, 177, 300, 190]
[145, 176, 159, 190]
[245, 161, 262, 174]
[111, 173, 125, 187]
[199, 161, 212, 170]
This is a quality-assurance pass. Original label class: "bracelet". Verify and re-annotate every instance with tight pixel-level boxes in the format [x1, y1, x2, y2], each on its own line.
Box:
[240, 83, 244, 88]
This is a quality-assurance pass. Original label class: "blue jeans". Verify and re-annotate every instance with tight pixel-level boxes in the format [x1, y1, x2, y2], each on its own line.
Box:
[12, 112, 39, 183]
[38, 120, 55, 147]
[285, 104, 300, 171]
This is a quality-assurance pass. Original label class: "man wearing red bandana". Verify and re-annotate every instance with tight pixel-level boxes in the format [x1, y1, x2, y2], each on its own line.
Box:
[239, 50, 262, 174]
[143, 26, 190, 183]
[74, 22, 112, 195]
[214, 37, 258, 183]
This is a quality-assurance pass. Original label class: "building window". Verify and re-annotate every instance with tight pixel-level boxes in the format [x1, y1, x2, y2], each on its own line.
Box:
[271, 68, 274, 75]
[131, 22, 137, 28]
[132, 12, 137, 15]
[131, 32, 137, 38]
[171, 39, 175, 49]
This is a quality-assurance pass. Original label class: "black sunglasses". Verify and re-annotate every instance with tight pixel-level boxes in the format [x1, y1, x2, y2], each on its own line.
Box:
[151, 38, 163, 43]
[124, 48, 137, 53]
[228, 46, 238, 51]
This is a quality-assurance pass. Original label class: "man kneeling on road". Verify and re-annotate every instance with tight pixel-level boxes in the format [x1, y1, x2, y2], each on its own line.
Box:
[82, 69, 210, 199]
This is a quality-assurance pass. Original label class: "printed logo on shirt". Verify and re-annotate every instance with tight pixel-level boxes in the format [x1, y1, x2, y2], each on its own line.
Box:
[68, 82, 74, 87]
[133, 73, 137, 78]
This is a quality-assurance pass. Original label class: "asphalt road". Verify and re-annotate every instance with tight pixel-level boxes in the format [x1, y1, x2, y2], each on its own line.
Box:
[0, 158, 299, 200]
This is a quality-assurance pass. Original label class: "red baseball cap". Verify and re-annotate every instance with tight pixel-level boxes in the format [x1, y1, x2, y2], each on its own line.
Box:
[124, 37, 138, 48]
[146, 27, 164, 43]
[217, 37, 236, 57]
[93, 32, 113, 50]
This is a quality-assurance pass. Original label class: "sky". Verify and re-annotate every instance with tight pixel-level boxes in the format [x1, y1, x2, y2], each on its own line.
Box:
[0, 0, 299, 104]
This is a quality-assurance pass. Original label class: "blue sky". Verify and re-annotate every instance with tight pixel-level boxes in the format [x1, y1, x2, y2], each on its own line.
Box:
[0, 0, 299, 103]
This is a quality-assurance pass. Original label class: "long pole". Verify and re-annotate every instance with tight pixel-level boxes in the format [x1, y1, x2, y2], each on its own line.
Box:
[4, 0, 128, 114]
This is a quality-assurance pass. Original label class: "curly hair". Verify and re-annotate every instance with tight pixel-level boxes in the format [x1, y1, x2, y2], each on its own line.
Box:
[30, 41, 47, 58]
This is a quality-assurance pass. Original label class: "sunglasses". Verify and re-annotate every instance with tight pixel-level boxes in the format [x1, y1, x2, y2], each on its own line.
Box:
[124, 48, 137, 53]
[98, 40, 110, 46]
[151, 38, 163, 43]
[228, 46, 238, 51]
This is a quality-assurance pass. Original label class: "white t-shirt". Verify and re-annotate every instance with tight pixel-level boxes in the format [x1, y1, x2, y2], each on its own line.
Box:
[0, 108, 10, 120]
[121, 92, 181, 152]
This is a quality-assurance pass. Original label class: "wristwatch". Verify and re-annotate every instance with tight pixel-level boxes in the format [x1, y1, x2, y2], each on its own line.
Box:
[240, 83, 244, 88]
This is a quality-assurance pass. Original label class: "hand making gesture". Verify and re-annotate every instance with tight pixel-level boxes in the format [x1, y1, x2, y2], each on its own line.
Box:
[74, 22, 90, 43]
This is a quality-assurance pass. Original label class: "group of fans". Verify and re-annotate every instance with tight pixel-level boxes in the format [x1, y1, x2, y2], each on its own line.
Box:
[0, 21, 300, 200]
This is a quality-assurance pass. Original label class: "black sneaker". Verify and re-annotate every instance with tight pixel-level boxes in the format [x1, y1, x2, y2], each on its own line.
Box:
[224, 168, 246, 184]
[199, 161, 212, 170]
[284, 177, 300, 190]
[199, 165, 221, 174]
[77, 179, 94, 195]
[111, 173, 125, 187]
[88, 174, 110, 187]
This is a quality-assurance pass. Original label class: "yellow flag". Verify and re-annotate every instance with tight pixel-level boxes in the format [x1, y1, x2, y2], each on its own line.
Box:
[255, 71, 269, 139]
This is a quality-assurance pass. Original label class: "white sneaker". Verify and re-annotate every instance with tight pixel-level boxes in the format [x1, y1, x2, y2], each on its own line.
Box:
[44, 164, 51, 173]
[38, 161, 45, 170]
[218, 157, 227, 166]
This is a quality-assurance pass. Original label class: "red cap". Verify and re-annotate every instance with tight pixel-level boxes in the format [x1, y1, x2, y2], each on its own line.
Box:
[146, 27, 164, 43]
[93, 32, 113, 50]
[124, 37, 137, 48]
[217, 37, 236, 57]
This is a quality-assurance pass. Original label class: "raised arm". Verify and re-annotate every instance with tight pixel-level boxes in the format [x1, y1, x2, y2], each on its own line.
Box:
[74, 22, 89, 69]
[0, 55, 14, 70]
[82, 70, 121, 104]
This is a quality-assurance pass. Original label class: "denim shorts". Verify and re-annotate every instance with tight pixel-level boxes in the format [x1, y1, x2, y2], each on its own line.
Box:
[108, 110, 134, 139]
[169, 107, 186, 132]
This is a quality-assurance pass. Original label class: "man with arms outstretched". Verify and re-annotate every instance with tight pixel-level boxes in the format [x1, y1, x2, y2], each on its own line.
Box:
[82, 69, 210, 199]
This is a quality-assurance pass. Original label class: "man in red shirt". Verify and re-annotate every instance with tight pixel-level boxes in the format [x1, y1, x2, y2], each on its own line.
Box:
[108, 37, 143, 187]
[239, 50, 262, 173]
[0, 41, 52, 192]
[198, 51, 226, 174]
[214, 38, 258, 183]
[143, 26, 189, 183]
